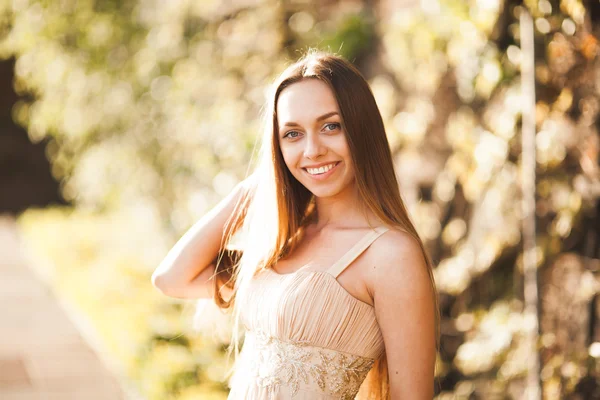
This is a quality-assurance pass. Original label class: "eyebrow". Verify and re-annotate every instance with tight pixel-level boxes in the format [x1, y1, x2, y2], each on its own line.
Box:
[281, 111, 340, 128]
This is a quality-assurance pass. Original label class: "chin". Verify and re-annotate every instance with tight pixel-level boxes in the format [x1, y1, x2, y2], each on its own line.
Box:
[308, 188, 340, 198]
[291, 167, 354, 198]
[302, 181, 351, 199]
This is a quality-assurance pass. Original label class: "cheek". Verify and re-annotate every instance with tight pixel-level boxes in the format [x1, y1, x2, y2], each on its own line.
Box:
[345, 162, 356, 181]
[280, 146, 299, 172]
[336, 141, 354, 176]
[335, 142, 352, 165]
[332, 132, 350, 153]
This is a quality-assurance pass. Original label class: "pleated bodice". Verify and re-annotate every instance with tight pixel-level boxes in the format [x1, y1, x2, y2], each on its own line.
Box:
[227, 226, 389, 400]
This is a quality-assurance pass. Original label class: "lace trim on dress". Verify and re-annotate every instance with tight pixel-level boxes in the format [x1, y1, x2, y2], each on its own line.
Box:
[244, 330, 375, 399]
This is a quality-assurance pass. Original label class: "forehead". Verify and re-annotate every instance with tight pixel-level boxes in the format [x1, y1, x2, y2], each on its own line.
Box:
[276, 79, 340, 127]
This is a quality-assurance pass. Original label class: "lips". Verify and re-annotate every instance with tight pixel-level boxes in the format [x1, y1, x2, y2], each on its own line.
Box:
[304, 162, 339, 175]
[302, 161, 341, 180]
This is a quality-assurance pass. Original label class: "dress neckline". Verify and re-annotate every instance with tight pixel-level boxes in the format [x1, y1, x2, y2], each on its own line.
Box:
[263, 268, 375, 309]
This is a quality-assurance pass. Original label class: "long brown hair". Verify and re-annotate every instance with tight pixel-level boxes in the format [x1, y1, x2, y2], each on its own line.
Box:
[209, 49, 440, 399]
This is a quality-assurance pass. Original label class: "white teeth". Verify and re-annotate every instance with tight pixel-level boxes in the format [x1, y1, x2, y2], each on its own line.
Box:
[306, 163, 337, 175]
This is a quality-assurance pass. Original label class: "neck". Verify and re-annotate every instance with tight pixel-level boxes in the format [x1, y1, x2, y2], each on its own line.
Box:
[311, 182, 374, 230]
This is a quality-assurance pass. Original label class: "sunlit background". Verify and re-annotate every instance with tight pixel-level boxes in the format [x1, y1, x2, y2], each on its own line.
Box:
[0, 0, 599, 399]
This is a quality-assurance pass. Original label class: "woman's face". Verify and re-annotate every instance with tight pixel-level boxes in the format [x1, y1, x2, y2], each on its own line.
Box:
[276, 79, 355, 199]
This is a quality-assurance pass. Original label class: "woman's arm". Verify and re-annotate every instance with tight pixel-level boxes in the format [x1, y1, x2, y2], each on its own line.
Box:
[151, 178, 252, 299]
[370, 230, 437, 399]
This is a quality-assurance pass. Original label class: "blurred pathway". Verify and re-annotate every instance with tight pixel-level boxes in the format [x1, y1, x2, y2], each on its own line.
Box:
[0, 215, 127, 400]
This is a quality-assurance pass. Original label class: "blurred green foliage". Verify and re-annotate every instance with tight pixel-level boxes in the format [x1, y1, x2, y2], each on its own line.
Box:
[1, 0, 599, 399]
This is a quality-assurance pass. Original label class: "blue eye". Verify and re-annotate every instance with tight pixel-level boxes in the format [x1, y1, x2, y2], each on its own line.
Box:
[324, 123, 340, 131]
[283, 131, 300, 139]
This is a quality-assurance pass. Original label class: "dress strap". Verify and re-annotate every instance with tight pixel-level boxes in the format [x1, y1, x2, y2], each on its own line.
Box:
[327, 226, 390, 278]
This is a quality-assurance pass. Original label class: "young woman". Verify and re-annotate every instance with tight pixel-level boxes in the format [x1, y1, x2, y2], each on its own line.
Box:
[152, 51, 439, 400]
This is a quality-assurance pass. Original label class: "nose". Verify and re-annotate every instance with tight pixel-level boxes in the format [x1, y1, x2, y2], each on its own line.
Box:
[303, 132, 326, 160]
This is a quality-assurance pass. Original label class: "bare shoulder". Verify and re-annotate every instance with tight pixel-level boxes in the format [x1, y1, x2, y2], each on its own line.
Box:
[365, 227, 431, 299]
[371, 227, 421, 255]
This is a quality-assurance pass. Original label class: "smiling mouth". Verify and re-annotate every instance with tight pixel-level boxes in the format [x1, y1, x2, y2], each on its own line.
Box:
[303, 162, 340, 176]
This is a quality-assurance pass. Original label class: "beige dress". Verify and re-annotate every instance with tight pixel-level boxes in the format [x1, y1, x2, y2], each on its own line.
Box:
[227, 226, 389, 400]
